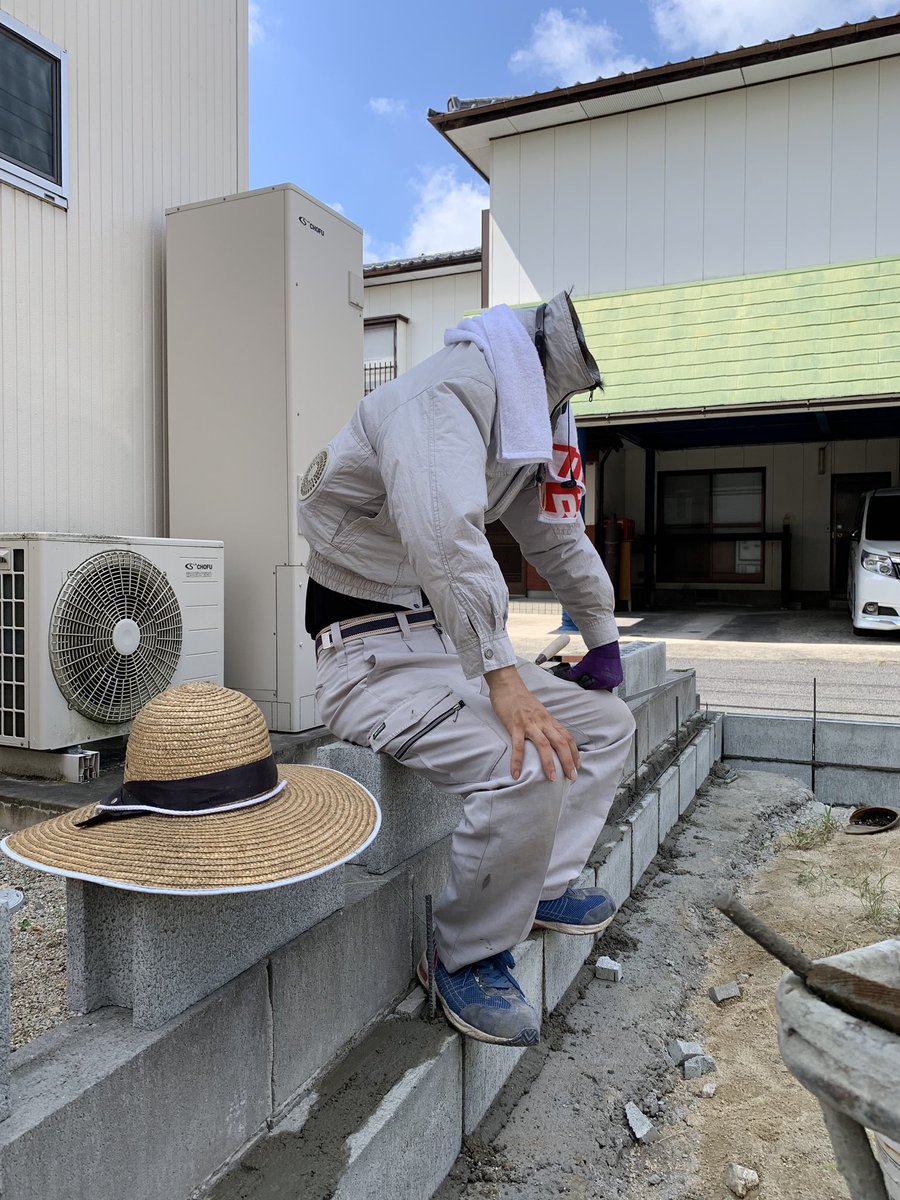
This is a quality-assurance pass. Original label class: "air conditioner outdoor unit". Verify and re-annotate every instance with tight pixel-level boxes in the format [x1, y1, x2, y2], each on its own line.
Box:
[0, 534, 224, 751]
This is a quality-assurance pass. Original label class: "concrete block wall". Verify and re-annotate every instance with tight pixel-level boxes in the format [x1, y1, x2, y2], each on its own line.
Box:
[0, 642, 723, 1200]
[722, 713, 900, 804]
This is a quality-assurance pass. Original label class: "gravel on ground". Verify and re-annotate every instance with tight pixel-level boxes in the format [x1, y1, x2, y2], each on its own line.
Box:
[0, 832, 68, 1049]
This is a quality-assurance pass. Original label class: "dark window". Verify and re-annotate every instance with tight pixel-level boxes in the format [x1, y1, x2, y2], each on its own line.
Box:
[658, 469, 765, 584]
[865, 494, 900, 542]
[0, 14, 65, 202]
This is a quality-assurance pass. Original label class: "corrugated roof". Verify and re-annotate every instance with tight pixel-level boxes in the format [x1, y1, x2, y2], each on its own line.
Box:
[363, 248, 481, 278]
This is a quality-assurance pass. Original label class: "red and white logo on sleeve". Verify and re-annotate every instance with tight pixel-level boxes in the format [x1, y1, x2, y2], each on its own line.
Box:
[539, 441, 585, 524]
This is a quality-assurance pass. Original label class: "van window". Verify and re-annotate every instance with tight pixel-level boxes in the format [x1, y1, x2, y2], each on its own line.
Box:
[864, 495, 900, 541]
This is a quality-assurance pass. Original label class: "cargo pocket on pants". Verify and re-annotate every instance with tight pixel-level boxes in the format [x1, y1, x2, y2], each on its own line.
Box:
[368, 686, 463, 761]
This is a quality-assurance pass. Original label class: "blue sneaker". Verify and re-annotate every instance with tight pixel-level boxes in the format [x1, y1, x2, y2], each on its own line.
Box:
[533, 886, 617, 935]
[417, 950, 540, 1046]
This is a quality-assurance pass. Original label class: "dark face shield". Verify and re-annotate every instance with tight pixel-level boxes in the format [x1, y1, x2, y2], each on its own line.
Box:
[565, 293, 602, 388]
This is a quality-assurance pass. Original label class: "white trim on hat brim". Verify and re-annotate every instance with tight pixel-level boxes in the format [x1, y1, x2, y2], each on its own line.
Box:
[0, 771, 382, 896]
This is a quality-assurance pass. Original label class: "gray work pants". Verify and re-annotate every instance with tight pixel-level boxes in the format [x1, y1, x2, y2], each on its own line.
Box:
[316, 619, 636, 973]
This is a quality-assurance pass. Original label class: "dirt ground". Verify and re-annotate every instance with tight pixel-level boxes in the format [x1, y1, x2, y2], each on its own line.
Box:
[438, 769, 900, 1200]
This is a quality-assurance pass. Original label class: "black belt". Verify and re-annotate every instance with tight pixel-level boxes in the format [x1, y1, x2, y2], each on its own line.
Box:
[315, 607, 438, 655]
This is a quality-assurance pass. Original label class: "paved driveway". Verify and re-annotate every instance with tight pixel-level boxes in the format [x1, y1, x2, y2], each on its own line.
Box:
[507, 604, 900, 723]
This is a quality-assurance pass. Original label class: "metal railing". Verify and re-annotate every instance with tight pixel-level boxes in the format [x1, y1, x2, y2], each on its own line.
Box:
[364, 360, 396, 394]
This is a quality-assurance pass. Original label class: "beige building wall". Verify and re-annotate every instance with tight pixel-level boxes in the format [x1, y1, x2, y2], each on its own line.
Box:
[490, 56, 900, 305]
[364, 268, 482, 372]
[0, 0, 248, 536]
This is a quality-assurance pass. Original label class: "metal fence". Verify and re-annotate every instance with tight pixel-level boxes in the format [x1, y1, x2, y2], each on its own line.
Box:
[364, 360, 396, 394]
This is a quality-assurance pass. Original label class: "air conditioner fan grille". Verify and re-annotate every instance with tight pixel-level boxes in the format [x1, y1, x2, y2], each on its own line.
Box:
[49, 550, 183, 724]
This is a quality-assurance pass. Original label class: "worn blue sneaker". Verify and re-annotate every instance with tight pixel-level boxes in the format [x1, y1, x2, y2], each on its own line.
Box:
[533, 886, 617, 935]
[417, 949, 540, 1046]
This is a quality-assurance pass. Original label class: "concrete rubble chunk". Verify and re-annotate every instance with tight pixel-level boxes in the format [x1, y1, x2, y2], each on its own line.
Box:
[594, 956, 623, 982]
[668, 1038, 704, 1066]
[624, 1101, 659, 1144]
[725, 1162, 760, 1196]
[701, 1080, 717, 1097]
[709, 981, 742, 1005]
[683, 1053, 717, 1080]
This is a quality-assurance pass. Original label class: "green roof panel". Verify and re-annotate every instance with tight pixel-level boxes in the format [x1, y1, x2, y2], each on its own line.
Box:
[571, 257, 900, 419]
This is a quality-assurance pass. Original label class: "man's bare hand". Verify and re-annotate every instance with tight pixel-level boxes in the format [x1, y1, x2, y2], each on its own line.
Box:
[485, 665, 580, 783]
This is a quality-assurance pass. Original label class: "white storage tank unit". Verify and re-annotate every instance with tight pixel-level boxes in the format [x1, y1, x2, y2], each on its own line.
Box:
[166, 185, 364, 731]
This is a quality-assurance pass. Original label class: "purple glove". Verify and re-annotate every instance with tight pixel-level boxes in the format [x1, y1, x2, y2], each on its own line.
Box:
[557, 642, 623, 691]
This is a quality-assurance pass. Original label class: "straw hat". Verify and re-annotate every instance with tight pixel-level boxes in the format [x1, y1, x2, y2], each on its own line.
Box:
[1, 683, 380, 895]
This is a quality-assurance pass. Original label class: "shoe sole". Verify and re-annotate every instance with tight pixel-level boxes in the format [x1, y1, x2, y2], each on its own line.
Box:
[531, 913, 615, 935]
[416, 960, 540, 1047]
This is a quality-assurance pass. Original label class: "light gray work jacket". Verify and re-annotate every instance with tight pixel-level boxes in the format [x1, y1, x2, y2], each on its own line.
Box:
[298, 292, 618, 679]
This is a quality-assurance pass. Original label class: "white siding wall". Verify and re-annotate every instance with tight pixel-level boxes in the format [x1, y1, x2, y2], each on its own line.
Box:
[614, 440, 900, 594]
[0, 0, 248, 535]
[364, 270, 482, 371]
[490, 58, 900, 304]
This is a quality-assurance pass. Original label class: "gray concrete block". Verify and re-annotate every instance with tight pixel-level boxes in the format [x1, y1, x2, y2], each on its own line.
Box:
[270, 867, 412, 1105]
[627, 791, 660, 888]
[333, 1029, 462, 1200]
[623, 702, 650, 781]
[619, 641, 651, 698]
[723, 714, 812, 763]
[657, 765, 680, 841]
[725, 759, 813, 788]
[711, 712, 724, 762]
[393, 987, 427, 1020]
[814, 765, 900, 808]
[1, 966, 272, 1200]
[211, 1021, 462, 1200]
[678, 744, 698, 815]
[669, 668, 699, 718]
[817, 720, 900, 770]
[542, 868, 596, 1013]
[406, 835, 454, 967]
[0, 916, 9, 1121]
[695, 727, 712, 787]
[463, 934, 542, 1133]
[646, 683, 679, 756]
[593, 824, 632, 911]
[317, 742, 462, 874]
[68, 870, 343, 1030]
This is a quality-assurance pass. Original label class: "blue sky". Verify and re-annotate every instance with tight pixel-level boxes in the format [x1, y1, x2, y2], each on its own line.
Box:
[248, 2, 898, 263]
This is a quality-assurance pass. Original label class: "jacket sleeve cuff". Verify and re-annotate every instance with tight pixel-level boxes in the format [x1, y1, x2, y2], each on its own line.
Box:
[456, 631, 518, 680]
[579, 616, 620, 649]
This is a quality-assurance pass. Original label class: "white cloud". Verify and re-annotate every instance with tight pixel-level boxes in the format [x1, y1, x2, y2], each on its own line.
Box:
[369, 97, 408, 118]
[652, 0, 899, 56]
[510, 7, 648, 85]
[364, 167, 488, 264]
[327, 200, 346, 215]
[248, 1, 265, 48]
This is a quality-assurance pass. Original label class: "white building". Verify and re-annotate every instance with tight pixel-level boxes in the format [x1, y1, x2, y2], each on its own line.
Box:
[418, 15, 900, 607]
[0, 0, 248, 537]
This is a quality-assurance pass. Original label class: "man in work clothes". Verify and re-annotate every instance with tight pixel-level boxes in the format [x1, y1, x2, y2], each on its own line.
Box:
[299, 291, 635, 1046]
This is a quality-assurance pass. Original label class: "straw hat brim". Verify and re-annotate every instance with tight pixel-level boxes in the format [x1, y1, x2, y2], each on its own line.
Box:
[1, 765, 381, 895]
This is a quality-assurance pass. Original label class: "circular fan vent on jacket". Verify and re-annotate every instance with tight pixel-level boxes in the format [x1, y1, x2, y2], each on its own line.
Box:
[49, 550, 183, 724]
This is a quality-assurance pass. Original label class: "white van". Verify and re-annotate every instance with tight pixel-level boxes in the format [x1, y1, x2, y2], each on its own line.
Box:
[848, 488, 900, 635]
